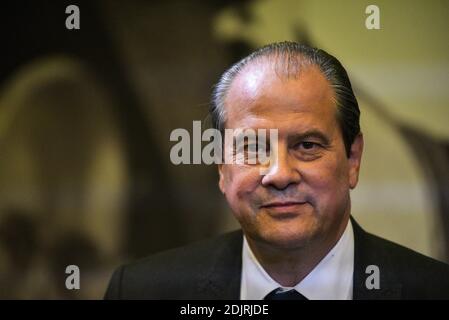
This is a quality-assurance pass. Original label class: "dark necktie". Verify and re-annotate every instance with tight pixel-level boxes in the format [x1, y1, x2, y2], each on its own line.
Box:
[264, 288, 308, 300]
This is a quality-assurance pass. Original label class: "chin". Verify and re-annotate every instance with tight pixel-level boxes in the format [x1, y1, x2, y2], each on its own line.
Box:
[238, 209, 322, 248]
[264, 228, 317, 249]
[250, 219, 321, 250]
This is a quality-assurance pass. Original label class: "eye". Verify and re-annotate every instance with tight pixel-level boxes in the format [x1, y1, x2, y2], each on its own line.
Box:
[247, 143, 258, 152]
[300, 141, 319, 150]
[235, 144, 257, 154]
[293, 140, 325, 161]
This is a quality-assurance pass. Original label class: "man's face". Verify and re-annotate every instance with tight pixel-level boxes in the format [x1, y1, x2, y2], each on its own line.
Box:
[218, 61, 363, 249]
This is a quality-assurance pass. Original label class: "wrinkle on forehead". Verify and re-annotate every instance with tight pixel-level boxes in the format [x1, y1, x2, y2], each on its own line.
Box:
[227, 54, 313, 102]
[225, 59, 336, 126]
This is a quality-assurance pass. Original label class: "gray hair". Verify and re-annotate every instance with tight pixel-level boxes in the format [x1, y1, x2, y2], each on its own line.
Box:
[210, 41, 360, 157]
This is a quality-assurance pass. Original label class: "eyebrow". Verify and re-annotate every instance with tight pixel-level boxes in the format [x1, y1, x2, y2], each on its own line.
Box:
[288, 130, 331, 146]
[229, 128, 332, 147]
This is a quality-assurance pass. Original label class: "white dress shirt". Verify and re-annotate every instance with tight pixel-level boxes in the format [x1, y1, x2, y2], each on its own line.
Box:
[240, 219, 354, 300]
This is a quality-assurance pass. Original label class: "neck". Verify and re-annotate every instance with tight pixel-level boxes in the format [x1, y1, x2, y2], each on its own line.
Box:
[246, 215, 350, 287]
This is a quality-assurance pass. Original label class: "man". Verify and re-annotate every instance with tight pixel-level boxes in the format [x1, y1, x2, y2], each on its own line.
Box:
[105, 42, 449, 299]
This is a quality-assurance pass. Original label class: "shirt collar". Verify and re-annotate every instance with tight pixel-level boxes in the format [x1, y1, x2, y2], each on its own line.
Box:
[240, 219, 354, 300]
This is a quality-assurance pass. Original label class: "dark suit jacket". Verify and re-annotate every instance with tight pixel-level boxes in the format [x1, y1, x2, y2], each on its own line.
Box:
[104, 218, 449, 299]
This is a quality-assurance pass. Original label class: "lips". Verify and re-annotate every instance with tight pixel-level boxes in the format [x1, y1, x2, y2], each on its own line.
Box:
[261, 201, 306, 208]
[260, 200, 308, 217]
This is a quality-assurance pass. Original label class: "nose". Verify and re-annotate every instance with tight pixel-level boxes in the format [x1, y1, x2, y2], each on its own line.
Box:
[261, 146, 301, 190]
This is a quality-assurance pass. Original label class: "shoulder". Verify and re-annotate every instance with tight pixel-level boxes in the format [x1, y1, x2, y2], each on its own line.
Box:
[355, 223, 449, 299]
[104, 230, 243, 299]
[364, 230, 449, 272]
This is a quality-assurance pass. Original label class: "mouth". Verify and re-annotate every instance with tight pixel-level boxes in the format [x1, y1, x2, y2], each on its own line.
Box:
[260, 201, 308, 216]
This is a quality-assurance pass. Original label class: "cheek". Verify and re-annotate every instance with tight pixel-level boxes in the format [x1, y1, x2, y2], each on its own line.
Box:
[302, 156, 350, 201]
[222, 166, 261, 210]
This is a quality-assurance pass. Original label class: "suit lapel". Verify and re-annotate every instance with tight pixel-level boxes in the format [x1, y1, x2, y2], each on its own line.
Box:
[195, 219, 403, 300]
[197, 230, 243, 299]
[351, 216, 402, 300]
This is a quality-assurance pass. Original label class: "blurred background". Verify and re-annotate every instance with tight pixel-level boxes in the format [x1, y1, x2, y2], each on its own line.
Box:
[0, 0, 448, 299]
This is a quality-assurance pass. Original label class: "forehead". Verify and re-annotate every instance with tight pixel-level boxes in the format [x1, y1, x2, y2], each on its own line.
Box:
[224, 61, 337, 133]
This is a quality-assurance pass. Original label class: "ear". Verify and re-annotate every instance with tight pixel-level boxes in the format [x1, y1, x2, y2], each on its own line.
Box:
[348, 133, 364, 189]
[218, 164, 226, 194]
